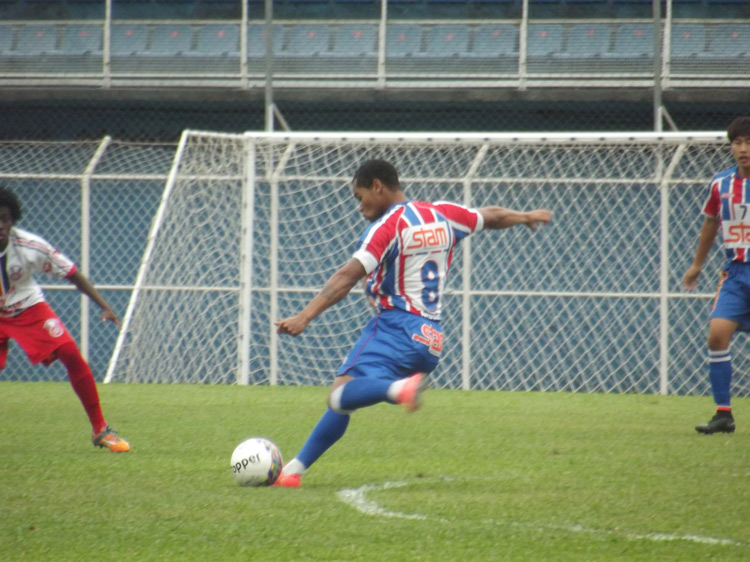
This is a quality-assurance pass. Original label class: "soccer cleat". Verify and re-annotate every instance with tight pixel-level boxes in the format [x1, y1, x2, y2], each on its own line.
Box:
[695, 413, 736, 435]
[272, 472, 301, 488]
[396, 372, 427, 412]
[92, 426, 131, 452]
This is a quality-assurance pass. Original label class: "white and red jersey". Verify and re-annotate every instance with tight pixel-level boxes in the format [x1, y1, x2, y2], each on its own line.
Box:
[352, 200, 483, 321]
[0, 227, 76, 317]
[702, 165, 750, 262]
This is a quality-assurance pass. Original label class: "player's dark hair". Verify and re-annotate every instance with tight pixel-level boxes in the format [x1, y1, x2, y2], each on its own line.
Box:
[727, 116, 750, 142]
[353, 159, 400, 191]
[0, 186, 22, 222]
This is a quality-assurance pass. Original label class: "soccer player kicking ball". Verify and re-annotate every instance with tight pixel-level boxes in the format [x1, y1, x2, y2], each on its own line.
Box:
[0, 186, 130, 452]
[273, 159, 552, 487]
[684, 116, 750, 435]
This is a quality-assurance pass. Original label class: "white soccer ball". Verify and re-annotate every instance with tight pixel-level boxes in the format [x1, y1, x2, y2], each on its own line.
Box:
[230, 437, 283, 487]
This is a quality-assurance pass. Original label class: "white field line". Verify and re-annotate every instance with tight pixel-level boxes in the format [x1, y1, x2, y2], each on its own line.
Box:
[336, 481, 745, 548]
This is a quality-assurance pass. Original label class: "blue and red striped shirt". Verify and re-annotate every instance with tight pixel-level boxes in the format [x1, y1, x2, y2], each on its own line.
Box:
[352, 200, 483, 321]
[703, 165, 750, 262]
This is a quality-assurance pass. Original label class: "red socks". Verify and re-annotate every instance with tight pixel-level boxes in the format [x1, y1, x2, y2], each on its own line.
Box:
[55, 342, 106, 433]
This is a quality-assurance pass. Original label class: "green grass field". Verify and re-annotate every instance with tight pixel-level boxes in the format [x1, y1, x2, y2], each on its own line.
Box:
[2, 382, 749, 561]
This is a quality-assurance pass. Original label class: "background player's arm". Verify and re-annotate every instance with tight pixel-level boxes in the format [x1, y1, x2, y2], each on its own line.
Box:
[276, 258, 367, 336]
[67, 269, 121, 327]
[683, 215, 721, 290]
[479, 207, 553, 231]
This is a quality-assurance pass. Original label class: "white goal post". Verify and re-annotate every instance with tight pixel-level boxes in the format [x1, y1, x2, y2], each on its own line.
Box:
[106, 129, 748, 397]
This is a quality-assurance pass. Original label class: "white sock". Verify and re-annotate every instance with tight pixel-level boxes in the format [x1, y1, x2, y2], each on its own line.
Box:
[283, 458, 307, 476]
[386, 378, 408, 402]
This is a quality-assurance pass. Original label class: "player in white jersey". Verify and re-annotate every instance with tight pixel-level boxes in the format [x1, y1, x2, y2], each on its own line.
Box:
[0, 186, 129, 452]
[272, 159, 552, 487]
[683, 116, 750, 435]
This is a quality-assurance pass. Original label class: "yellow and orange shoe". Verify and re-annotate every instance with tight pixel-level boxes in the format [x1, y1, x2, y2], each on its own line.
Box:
[396, 372, 428, 412]
[272, 473, 301, 488]
[92, 426, 131, 452]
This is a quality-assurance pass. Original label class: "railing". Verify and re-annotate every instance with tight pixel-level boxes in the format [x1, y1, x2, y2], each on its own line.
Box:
[1, 16, 749, 90]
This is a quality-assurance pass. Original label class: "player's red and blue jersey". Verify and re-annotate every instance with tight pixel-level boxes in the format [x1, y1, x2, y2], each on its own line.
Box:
[352, 200, 483, 321]
[703, 164, 750, 262]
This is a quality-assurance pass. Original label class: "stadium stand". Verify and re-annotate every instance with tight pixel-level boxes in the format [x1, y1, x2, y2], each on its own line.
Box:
[703, 24, 750, 58]
[602, 22, 653, 72]
[148, 24, 193, 56]
[671, 22, 706, 59]
[471, 23, 518, 59]
[607, 23, 653, 58]
[0, 25, 14, 56]
[527, 23, 563, 72]
[111, 24, 149, 57]
[280, 23, 331, 57]
[329, 23, 378, 73]
[247, 23, 284, 58]
[421, 24, 470, 58]
[60, 24, 102, 56]
[331, 24, 377, 58]
[15, 24, 59, 56]
[558, 23, 611, 59]
[386, 23, 422, 58]
[194, 23, 239, 57]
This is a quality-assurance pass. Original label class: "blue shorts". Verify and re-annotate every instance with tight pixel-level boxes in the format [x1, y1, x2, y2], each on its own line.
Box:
[337, 309, 443, 381]
[711, 261, 750, 332]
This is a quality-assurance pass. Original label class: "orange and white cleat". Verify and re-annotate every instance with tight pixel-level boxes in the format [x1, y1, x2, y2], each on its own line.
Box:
[396, 372, 428, 412]
[92, 426, 131, 452]
[272, 472, 301, 488]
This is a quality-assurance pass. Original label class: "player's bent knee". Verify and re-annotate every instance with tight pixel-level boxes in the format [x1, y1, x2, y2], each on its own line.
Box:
[328, 385, 353, 415]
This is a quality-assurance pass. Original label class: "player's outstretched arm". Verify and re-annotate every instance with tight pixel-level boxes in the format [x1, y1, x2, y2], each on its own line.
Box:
[479, 207, 553, 231]
[67, 270, 121, 327]
[275, 258, 367, 337]
[683, 215, 720, 290]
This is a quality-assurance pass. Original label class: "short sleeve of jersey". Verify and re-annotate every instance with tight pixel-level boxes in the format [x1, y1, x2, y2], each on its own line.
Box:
[16, 229, 76, 279]
[432, 201, 484, 238]
[352, 210, 400, 275]
[702, 178, 722, 218]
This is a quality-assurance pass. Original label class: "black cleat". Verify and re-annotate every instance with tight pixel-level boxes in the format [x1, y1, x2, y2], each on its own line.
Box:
[695, 413, 736, 435]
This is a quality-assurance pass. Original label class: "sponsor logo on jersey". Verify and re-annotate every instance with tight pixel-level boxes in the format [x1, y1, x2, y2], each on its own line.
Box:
[723, 220, 750, 248]
[9, 266, 22, 282]
[402, 223, 450, 256]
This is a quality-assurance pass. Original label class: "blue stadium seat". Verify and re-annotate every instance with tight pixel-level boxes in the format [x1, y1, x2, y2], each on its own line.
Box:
[386, 24, 422, 58]
[60, 24, 102, 55]
[148, 24, 193, 56]
[670, 23, 706, 59]
[331, 24, 377, 58]
[471, 24, 518, 58]
[557, 23, 611, 58]
[15, 24, 59, 56]
[528, 24, 563, 57]
[421, 24, 470, 57]
[194, 24, 239, 57]
[703, 24, 750, 57]
[0, 25, 14, 54]
[606, 23, 653, 58]
[247, 23, 284, 58]
[111, 24, 149, 56]
[281, 24, 331, 57]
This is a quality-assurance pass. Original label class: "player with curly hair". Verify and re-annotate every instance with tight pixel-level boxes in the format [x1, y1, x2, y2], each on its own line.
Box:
[0, 186, 130, 451]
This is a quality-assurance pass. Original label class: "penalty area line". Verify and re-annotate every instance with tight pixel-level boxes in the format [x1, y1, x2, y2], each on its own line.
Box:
[336, 480, 745, 548]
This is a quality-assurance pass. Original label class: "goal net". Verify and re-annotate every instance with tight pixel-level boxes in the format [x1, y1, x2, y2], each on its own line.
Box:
[106, 130, 746, 397]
